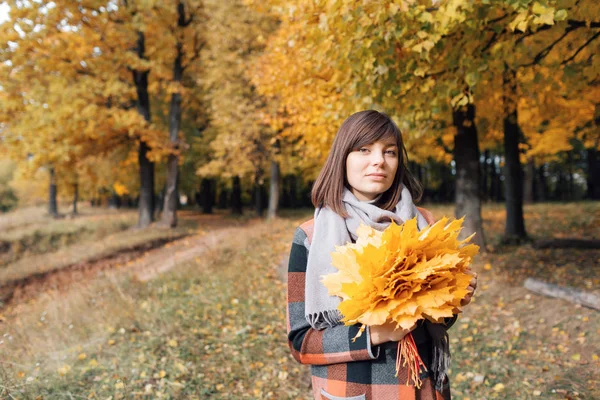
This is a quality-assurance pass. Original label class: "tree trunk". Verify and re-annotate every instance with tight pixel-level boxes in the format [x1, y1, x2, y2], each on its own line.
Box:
[267, 159, 281, 219]
[267, 136, 281, 219]
[72, 182, 78, 215]
[554, 169, 566, 201]
[489, 155, 499, 202]
[567, 151, 574, 201]
[524, 278, 600, 311]
[133, 31, 155, 228]
[200, 178, 214, 214]
[303, 181, 314, 207]
[217, 182, 228, 209]
[289, 175, 298, 208]
[537, 163, 548, 202]
[231, 176, 243, 215]
[452, 103, 486, 250]
[48, 167, 58, 217]
[435, 163, 454, 203]
[502, 65, 527, 243]
[587, 148, 600, 200]
[481, 150, 490, 202]
[162, 152, 179, 226]
[138, 141, 155, 227]
[444, 164, 455, 202]
[587, 104, 600, 200]
[108, 191, 117, 209]
[496, 157, 504, 202]
[124, 195, 134, 208]
[281, 175, 291, 208]
[254, 171, 265, 217]
[419, 164, 430, 202]
[523, 157, 535, 204]
[161, 2, 186, 228]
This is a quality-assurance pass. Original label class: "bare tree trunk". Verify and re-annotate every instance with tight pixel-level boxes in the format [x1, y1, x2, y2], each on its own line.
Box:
[567, 151, 574, 201]
[231, 176, 243, 215]
[437, 163, 454, 203]
[72, 182, 78, 215]
[523, 157, 535, 204]
[452, 103, 486, 250]
[524, 278, 600, 311]
[254, 171, 265, 217]
[161, 2, 188, 228]
[267, 160, 280, 219]
[49, 167, 58, 217]
[217, 182, 228, 209]
[587, 104, 600, 200]
[554, 169, 565, 200]
[132, 31, 155, 228]
[138, 142, 155, 227]
[537, 163, 548, 202]
[481, 150, 490, 202]
[268, 139, 281, 219]
[490, 154, 500, 202]
[200, 178, 214, 214]
[420, 164, 429, 202]
[587, 148, 600, 200]
[289, 175, 298, 207]
[502, 64, 527, 243]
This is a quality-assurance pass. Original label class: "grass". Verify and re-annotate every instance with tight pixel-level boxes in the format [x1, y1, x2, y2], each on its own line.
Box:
[425, 201, 600, 399]
[0, 204, 139, 268]
[0, 205, 222, 285]
[0, 201, 598, 399]
[0, 215, 310, 399]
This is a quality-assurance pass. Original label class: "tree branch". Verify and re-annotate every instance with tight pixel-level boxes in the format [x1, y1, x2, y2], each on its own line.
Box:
[561, 30, 600, 64]
[519, 28, 574, 67]
[481, 31, 499, 53]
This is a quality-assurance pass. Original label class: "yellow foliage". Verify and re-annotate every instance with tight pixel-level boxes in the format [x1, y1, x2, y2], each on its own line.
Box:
[113, 182, 130, 197]
[197, 0, 280, 179]
[322, 217, 479, 336]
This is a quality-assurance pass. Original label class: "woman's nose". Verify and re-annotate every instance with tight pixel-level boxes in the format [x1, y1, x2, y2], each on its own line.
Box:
[371, 152, 384, 165]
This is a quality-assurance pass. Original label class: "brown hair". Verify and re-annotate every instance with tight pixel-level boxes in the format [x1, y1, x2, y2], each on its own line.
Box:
[311, 110, 422, 217]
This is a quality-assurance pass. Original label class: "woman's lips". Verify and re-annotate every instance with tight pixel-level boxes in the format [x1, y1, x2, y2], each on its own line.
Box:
[367, 174, 387, 181]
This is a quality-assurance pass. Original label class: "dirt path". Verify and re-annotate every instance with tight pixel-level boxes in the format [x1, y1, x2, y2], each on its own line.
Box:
[0, 235, 187, 310]
[0, 217, 261, 315]
[131, 225, 257, 282]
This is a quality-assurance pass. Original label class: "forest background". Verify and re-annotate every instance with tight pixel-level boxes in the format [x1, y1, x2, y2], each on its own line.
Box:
[0, 0, 598, 399]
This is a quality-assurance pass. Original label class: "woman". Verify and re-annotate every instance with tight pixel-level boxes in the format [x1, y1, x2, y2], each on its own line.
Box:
[286, 110, 477, 400]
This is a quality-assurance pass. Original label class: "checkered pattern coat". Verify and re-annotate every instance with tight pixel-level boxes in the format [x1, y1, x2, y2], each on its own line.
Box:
[287, 208, 457, 400]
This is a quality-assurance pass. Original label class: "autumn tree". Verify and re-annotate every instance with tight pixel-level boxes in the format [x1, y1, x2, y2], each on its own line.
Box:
[0, 1, 209, 227]
[196, 0, 280, 217]
[0, 1, 167, 223]
[152, 0, 206, 227]
[251, 0, 598, 245]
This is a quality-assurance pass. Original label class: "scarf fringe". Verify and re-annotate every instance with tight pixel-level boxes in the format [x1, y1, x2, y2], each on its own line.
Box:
[306, 309, 343, 330]
[431, 331, 450, 392]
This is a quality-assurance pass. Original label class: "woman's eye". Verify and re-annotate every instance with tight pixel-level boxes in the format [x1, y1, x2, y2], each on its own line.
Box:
[385, 150, 397, 156]
[359, 148, 370, 153]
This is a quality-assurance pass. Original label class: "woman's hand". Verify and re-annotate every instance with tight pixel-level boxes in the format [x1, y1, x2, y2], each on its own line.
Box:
[370, 321, 416, 346]
[460, 270, 478, 307]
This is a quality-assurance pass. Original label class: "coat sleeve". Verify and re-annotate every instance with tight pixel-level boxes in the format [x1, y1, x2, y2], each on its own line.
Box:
[286, 227, 380, 365]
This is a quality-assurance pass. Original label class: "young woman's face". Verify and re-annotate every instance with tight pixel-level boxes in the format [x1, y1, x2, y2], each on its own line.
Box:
[345, 138, 399, 201]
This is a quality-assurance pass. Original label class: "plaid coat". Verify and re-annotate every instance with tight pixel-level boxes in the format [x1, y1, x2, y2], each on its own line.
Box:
[287, 208, 457, 400]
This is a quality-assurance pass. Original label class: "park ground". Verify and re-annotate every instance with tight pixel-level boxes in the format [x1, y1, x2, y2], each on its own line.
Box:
[0, 202, 598, 399]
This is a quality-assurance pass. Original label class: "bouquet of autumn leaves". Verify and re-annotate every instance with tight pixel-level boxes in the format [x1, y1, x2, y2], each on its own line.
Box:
[321, 216, 479, 387]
